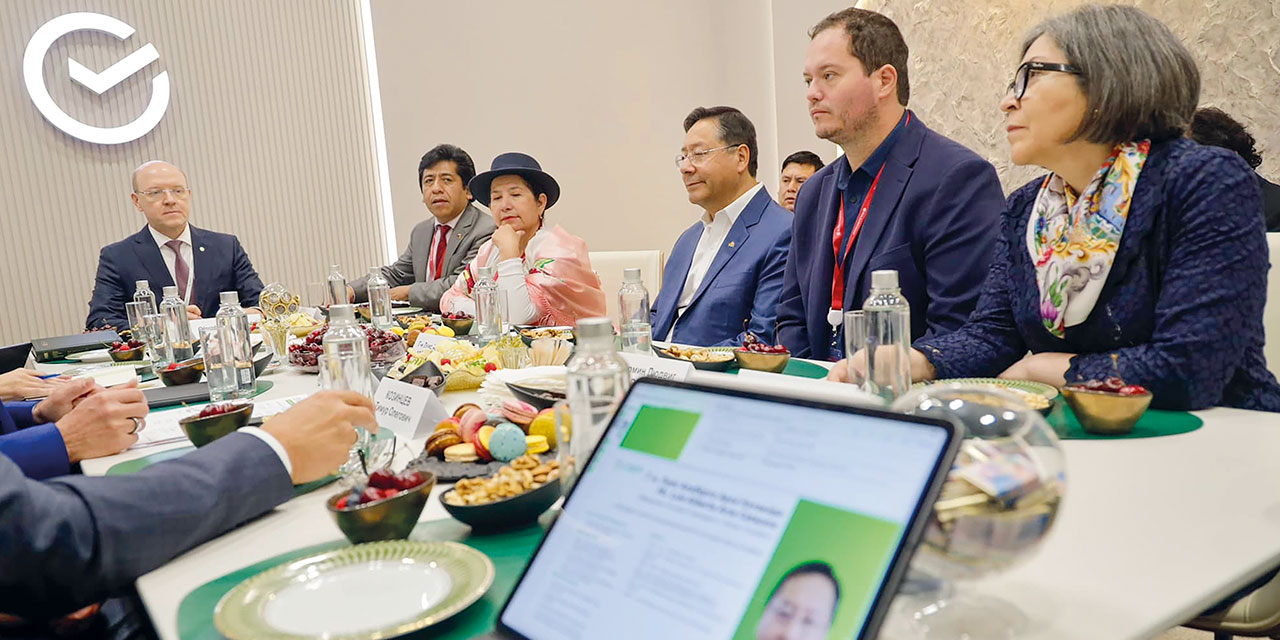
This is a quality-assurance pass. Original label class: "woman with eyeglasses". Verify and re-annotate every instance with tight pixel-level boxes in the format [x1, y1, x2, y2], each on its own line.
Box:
[831, 5, 1280, 411]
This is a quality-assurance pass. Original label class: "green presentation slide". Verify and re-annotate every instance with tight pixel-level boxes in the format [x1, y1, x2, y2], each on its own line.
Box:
[733, 500, 903, 640]
[619, 405, 700, 461]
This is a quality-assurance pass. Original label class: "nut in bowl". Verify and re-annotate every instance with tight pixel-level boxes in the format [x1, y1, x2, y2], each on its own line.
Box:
[656, 345, 736, 372]
[441, 455, 563, 530]
[178, 402, 252, 447]
[1061, 377, 1152, 435]
[326, 468, 437, 543]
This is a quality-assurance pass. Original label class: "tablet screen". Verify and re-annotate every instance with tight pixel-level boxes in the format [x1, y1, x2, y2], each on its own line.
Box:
[499, 381, 954, 639]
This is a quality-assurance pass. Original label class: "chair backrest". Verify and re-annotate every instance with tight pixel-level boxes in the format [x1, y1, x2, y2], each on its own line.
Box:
[1265, 233, 1280, 378]
[588, 250, 664, 324]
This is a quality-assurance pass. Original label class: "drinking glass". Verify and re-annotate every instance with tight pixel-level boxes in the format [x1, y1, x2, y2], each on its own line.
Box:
[124, 301, 149, 337]
[319, 355, 394, 478]
[140, 313, 173, 369]
[553, 401, 578, 493]
[843, 310, 869, 389]
[200, 327, 236, 402]
[306, 281, 327, 309]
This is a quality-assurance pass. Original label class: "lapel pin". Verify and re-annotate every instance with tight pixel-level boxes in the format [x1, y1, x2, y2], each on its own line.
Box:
[728, 241, 736, 248]
[199, 246, 205, 252]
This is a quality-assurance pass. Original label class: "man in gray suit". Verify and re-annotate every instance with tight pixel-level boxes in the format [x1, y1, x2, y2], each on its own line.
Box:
[0, 390, 374, 627]
[350, 144, 497, 311]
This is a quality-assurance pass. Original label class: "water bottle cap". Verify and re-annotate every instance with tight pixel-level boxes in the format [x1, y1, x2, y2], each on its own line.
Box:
[329, 304, 356, 322]
[135, 280, 149, 289]
[329, 264, 340, 271]
[477, 265, 495, 280]
[220, 291, 239, 305]
[163, 286, 179, 297]
[575, 317, 614, 340]
[622, 268, 642, 283]
[871, 270, 899, 290]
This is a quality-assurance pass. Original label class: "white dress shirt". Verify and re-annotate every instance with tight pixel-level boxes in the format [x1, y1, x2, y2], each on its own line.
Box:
[149, 224, 195, 305]
[240, 427, 293, 476]
[447, 228, 549, 325]
[667, 182, 762, 341]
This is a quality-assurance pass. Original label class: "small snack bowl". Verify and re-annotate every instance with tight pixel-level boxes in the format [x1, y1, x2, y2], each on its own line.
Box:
[440, 479, 561, 531]
[326, 471, 437, 543]
[178, 402, 253, 447]
[157, 359, 203, 386]
[441, 316, 474, 337]
[734, 348, 790, 373]
[109, 345, 146, 362]
[1061, 386, 1153, 435]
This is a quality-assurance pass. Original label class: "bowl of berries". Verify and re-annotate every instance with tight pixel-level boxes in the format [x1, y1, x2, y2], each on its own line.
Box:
[287, 325, 326, 373]
[108, 339, 147, 362]
[1061, 377, 1152, 435]
[440, 311, 474, 337]
[734, 332, 790, 373]
[158, 358, 204, 386]
[326, 468, 437, 543]
[179, 402, 252, 447]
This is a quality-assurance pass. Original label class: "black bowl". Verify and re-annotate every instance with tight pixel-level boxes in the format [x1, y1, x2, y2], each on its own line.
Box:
[517, 326, 575, 347]
[108, 346, 145, 362]
[654, 346, 735, 372]
[441, 316, 474, 336]
[178, 403, 252, 447]
[252, 352, 273, 377]
[157, 361, 203, 386]
[440, 478, 561, 531]
[326, 472, 437, 543]
[505, 382, 566, 411]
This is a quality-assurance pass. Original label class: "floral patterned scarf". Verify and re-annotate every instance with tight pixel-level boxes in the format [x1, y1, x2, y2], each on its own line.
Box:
[1027, 140, 1150, 338]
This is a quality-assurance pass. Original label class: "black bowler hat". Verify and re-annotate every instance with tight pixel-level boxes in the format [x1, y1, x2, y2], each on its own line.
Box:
[468, 152, 560, 209]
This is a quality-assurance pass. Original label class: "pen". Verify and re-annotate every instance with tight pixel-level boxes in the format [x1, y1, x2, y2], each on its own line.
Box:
[38, 373, 62, 379]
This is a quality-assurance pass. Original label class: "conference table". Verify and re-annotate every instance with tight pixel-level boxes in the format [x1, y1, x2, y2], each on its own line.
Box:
[47, 358, 1280, 640]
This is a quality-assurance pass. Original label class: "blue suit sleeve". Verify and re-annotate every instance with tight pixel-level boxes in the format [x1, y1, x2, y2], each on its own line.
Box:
[776, 191, 812, 357]
[717, 222, 792, 347]
[0, 432, 292, 620]
[231, 236, 265, 307]
[85, 246, 128, 330]
[0, 422, 70, 480]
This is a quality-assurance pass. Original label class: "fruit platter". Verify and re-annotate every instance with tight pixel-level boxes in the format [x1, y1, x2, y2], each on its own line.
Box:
[407, 399, 557, 481]
[286, 324, 407, 374]
[414, 339, 502, 391]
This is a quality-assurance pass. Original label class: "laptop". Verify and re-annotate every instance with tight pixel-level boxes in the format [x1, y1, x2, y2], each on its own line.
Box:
[489, 378, 961, 640]
[0, 343, 33, 374]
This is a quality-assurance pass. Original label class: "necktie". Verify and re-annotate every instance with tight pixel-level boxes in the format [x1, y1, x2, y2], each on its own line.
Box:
[432, 225, 451, 280]
[165, 239, 190, 300]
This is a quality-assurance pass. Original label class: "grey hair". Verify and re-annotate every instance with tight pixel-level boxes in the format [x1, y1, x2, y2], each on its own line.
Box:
[1023, 4, 1199, 144]
[131, 160, 188, 192]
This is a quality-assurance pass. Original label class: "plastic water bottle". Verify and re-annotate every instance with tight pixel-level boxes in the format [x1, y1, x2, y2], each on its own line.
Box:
[322, 305, 381, 475]
[618, 268, 653, 354]
[366, 267, 394, 329]
[326, 264, 347, 307]
[215, 291, 256, 398]
[564, 317, 631, 489]
[133, 280, 157, 316]
[473, 265, 502, 342]
[861, 270, 912, 401]
[159, 286, 195, 361]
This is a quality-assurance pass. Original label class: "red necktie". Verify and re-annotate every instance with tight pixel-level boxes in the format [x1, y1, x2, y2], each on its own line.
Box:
[165, 239, 190, 300]
[431, 225, 451, 280]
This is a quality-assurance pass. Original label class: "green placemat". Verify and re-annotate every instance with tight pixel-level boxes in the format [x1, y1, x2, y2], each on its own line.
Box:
[105, 447, 338, 497]
[176, 515, 552, 640]
[1051, 402, 1203, 440]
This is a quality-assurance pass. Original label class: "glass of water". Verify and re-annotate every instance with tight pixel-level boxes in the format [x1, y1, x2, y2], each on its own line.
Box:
[125, 301, 150, 337]
[200, 327, 236, 402]
[140, 313, 173, 370]
[318, 354, 394, 477]
[843, 310, 870, 390]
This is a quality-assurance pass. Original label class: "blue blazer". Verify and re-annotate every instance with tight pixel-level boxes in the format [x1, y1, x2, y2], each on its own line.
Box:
[775, 114, 1005, 359]
[86, 225, 264, 330]
[0, 400, 68, 480]
[651, 187, 792, 347]
[916, 138, 1280, 412]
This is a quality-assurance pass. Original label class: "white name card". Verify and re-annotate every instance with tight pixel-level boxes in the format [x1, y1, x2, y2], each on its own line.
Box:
[373, 377, 449, 441]
[412, 332, 451, 350]
[619, 352, 693, 382]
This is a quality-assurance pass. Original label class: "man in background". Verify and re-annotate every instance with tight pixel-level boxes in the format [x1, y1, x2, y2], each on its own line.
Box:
[86, 161, 263, 330]
[778, 151, 825, 212]
[349, 144, 496, 311]
[1189, 107, 1280, 232]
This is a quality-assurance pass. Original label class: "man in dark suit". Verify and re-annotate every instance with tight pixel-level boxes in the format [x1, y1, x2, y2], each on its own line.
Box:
[349, 144, 496, 311]
[651, 107, 792, 347]
[0, 390, 374, 626]
[777, 8, 1004, 360]
[85, 161, 264, 330]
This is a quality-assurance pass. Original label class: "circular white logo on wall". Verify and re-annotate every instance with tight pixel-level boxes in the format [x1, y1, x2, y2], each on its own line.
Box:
[23, 12, 169, 145]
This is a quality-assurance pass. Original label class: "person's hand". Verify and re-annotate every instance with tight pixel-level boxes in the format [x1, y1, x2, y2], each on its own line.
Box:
[54, 381, 148, 462]
[346, 286, 356, 303]
[186, 304, 202, 320]
[261, 391, 377, 484]
[389, 286, 411, 301]
[32, 378, 97, 423]
[492, 224, 525, 262]
[998, 352, 1073, 387]
[826, 349, 936, 383]
[0, 369, 66, 402]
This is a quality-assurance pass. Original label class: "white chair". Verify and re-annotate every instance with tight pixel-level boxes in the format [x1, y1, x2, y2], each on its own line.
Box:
[1265, 233, 1280, 379]
[588, 250, 664, 323]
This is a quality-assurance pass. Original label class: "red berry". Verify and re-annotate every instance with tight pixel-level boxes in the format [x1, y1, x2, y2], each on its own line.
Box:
[367, 469, 398, 490]
[397, 470, 426, 490]
[1119, 385, 1148, 396]
[360, 487, 383, 504]
[440, 358, 452, 366]
[483, 362, 497, 373]
[335, 496, 349, 509]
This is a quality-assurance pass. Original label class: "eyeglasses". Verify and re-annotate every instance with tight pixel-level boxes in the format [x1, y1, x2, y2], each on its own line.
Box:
[134, 187, 190, 200]
[673, 145, 740, 168]
[1006, 61, 1082, 100]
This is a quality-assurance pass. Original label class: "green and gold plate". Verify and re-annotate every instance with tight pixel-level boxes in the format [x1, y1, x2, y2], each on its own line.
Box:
[213, 540, 493, 640]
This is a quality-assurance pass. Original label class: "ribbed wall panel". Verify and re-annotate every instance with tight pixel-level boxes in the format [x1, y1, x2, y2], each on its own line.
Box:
[0, 0, 386, 345]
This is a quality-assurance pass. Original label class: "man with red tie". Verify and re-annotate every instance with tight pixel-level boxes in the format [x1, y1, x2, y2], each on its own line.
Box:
[85, 161, 263, 330]
[349, 144, 496, 312]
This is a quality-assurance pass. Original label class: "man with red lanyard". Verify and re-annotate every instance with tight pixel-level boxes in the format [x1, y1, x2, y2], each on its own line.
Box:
[349, 144, 496, 312]
[776, 8, 1004, 360]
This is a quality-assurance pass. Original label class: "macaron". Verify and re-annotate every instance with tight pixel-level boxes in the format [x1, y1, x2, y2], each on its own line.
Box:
[452, 403, 482, 420]
[434, 417, 461, 432]
[501, 399, 539, 428]
[488, 423, 528, 462]
[485, 412, 505, 426]
[458, 408, 487, 444]
[425, 430, 463, 458]
[474, 425, 496, 462]
[525, 435, 549, 455]
[526, 409, 557, 449]
[443, 442, 478, 463]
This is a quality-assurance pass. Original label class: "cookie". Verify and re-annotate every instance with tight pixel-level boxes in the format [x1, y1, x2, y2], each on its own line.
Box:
[443, 442, 478, 463]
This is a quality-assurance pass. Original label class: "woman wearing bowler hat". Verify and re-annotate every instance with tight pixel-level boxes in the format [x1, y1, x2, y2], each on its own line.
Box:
[440, 152, 606, 326]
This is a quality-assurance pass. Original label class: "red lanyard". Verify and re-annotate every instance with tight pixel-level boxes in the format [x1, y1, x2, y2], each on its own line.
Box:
[830, 165, 886, 311]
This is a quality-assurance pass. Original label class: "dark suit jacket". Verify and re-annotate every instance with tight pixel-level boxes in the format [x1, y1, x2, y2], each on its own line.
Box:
[0, 400, 68, 480]
[917, 139, 1280, 412]
[651, 187, 792, 347]
[0, 432, 292, 620]
[350, 204, 496, 312]
[776, 114, 1005, 359]
[1258, 174, 1280, 232]
[85, 225, 264, 330]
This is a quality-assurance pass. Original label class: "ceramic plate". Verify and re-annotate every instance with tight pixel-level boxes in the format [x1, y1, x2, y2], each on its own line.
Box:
[214, 540, 493, 640]
[915, 377, 1060, 401]
[65, 349, 112, 363]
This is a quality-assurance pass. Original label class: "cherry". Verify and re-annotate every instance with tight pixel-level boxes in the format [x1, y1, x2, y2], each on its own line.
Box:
[483, 362, 497, 373]
[1119, 385, 1149, 396]
[367, 469, 399, 490]
[198, 402, 247, 418]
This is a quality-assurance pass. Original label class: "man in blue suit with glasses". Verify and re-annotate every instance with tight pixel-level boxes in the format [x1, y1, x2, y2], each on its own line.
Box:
[651, 106, 792, 347]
